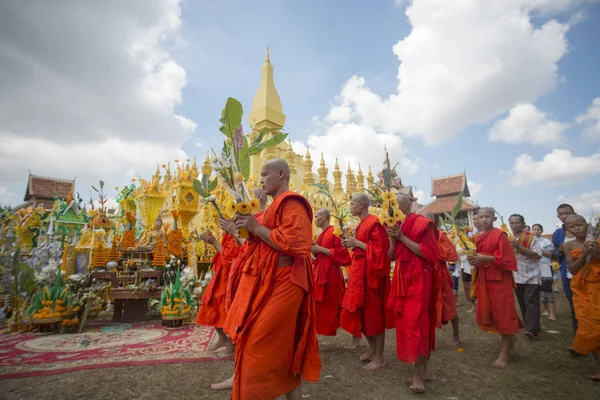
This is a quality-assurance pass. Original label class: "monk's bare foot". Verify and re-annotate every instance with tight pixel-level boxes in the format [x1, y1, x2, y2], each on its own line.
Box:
[344, 337, 361, 350]
[492, 355, 508, 368]
[359, 348, 375, 362]
[363, 356, 385, 371]
[207, 337, 230, 352]
[423, 369, 436, 381]
[467, 305, 475, 313]
[450, 336, 461, 347]
[548, 316, 556, 321]
[214, 345, 235, 358]
[589, 370, 600, 382]
[410, 375, 425, 394]
[210, 376, 233, 390]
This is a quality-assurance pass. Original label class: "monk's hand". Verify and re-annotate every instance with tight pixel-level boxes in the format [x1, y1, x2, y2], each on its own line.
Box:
[583, 240, 598, 256]
[510, 239, 518, 249]
[467, 253, 479, 265]
[342, 237, 358, 249]
[387, 225, 402, 240]
[234, 214, 259, 233]
[218, 217, 236, 236]
[311, 244, 321, 254]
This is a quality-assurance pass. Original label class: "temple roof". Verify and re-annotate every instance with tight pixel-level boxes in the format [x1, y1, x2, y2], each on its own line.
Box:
[418, 194, 479, 215]
[431, 173, 470, 197]
[24, 173, 75, 202]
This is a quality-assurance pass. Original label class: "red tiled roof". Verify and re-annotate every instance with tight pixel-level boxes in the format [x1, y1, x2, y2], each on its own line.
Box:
[431, 173, 469, 197]
[24, 174, 74, 201]
[418, 194, 479, 215]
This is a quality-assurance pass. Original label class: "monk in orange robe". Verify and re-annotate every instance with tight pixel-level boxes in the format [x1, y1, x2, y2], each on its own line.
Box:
[211, 188, 268, 392]
[563, 214, 600, 381]
[340, 193, 392, 371]
[467, 207, 522, 368]
[388, 195, 439, 394]
[196, 219, 242, 355]
[226, 159, 320, 400]
[311, 208, 352, 336]
[422, 211, 461, 346]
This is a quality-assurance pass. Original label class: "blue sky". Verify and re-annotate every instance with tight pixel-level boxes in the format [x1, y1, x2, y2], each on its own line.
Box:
[1, 0, 599, 234]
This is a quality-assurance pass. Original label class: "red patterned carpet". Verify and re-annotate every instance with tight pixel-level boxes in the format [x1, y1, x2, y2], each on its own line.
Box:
[0, 321, 216, 379]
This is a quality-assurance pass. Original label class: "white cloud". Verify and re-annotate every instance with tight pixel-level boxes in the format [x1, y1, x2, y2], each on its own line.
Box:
[0, 187, 19, 206]
[301, 123, 420, 185]
[0, 0, 195, 206]
[467, 180, 483, 198]
[556, 190, 600, 219]
[321, 0, 573, 145]
[576, 97, 600, 140]
[508, 149, 600, 186]
[489, 103, 569, 146]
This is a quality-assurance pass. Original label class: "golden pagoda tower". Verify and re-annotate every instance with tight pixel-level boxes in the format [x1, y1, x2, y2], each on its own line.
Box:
[346, 163, 357, 195]
[303, 148, 315, 188]
[202, 152, 212, 176]
[333, 159, 343, 196]
[357, 164, 365, 192]
[318, 153, 328, 187]
[367, 166, 375, 192]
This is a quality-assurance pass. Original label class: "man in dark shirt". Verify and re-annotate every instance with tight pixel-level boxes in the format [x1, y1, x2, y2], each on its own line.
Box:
[552, 203, 577, 334]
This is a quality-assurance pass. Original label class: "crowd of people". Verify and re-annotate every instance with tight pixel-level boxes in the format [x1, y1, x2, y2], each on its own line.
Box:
[194, 158, 600, 399]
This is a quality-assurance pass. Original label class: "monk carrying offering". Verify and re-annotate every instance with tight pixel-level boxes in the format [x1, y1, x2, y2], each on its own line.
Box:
[467, 207, 523, 368]
[388, 195, 439, 394]
[340, 193, 393, 371]
[311, 208, 352, 336]
[226, 159, 321, 400]
[563, 214, 600, 381]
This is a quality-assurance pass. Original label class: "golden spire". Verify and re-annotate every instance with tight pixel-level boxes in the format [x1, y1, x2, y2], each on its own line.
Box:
[333, 158, 343, 195]
[248, 46, 286, 129]
[356, 164, 365, 192]
[367, 166, 374, 192]
[285, 147, 296, 175]
[318, 153, 328, 186]
[346, 163, 356, 195]
[202, 153, 212, 176]
[303, 148, 315, 187]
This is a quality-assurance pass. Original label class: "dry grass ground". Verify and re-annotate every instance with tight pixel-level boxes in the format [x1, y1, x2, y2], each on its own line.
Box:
[1, 285, 598, 400]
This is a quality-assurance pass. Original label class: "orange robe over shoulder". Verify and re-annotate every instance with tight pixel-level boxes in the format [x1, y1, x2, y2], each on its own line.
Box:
[389, 213, 439, 363]
[223, 192, 321, 400]
[473, 228, 523, 335]
[570, 242, 600, 356]
[313, 225, 351, 336]
[340, 215, 393, 338]
[436, 231, 459, 328]
[195, 233, 240, 328]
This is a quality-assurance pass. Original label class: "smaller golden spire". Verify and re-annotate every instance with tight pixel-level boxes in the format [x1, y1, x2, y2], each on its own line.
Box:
[266, 44, 270, 63]
[318, 153, 328, 186]
[333, 158, 342, 195]
[202, 152, 212, 176]
[346, 163, 356, 195]
[357, 164, 365, 192]
[303, 148, 315, 187]
[367, 166, 374, 192]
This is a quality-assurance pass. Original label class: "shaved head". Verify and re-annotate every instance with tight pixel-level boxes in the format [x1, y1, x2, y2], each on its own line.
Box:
[352, 193, 370, 207]
[421, 211, 435, 221]
[263, 158, 290, 180]
[316, 208, 331, 219]
[565, 214, 586, 225]
[396, 193, 411, 208]
[478, 207, 496, 217]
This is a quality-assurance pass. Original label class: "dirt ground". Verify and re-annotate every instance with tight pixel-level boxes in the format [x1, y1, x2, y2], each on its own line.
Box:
[1, 285, 598, 400]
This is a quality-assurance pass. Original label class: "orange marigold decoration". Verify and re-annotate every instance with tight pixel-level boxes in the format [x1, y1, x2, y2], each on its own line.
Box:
[107, 238, 120, 262]
[152, 240, 166, 267]
[167, 210, 183, 258]
[91, 243, 106, 269]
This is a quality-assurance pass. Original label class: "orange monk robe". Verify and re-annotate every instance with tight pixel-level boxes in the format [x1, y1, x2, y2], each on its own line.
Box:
[195, 233, 241, 328]
[313, 225, 352, 336]
[570, 241, 600, 356]
[226, 211, 264, 312]
[436, 231, 459, 328]
[473, 228, 523, 334]
[340, 215, 393, 338]
[224, 193, 321, 400]
[389, 213, 439, 363]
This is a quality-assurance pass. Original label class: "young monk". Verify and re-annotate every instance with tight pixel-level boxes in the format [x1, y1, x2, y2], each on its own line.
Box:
[340, 193, 392, 371]
[467, 207, 523, 368]
[196, 218, 242, 356]
[388, 195, 439, 394]
[311, 208, 352, 336]
[563, 214, 600, 381]
[422, 211, 461, 346]
[210, 188, 268, 392]
[227, 159, 321, 400]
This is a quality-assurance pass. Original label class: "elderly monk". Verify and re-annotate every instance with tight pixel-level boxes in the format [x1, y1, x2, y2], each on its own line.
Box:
[211, 188, 269, 392]
[311, 208, 352, 336]
[563, 214, 600, 381]
[340, 193, 392, 371]
[422, 211, 461, 347]
[226, 159, 321, 400]
[467, 207, 522, 368]
[388, 194, 439, 394]
[196, 218, 242, 356]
